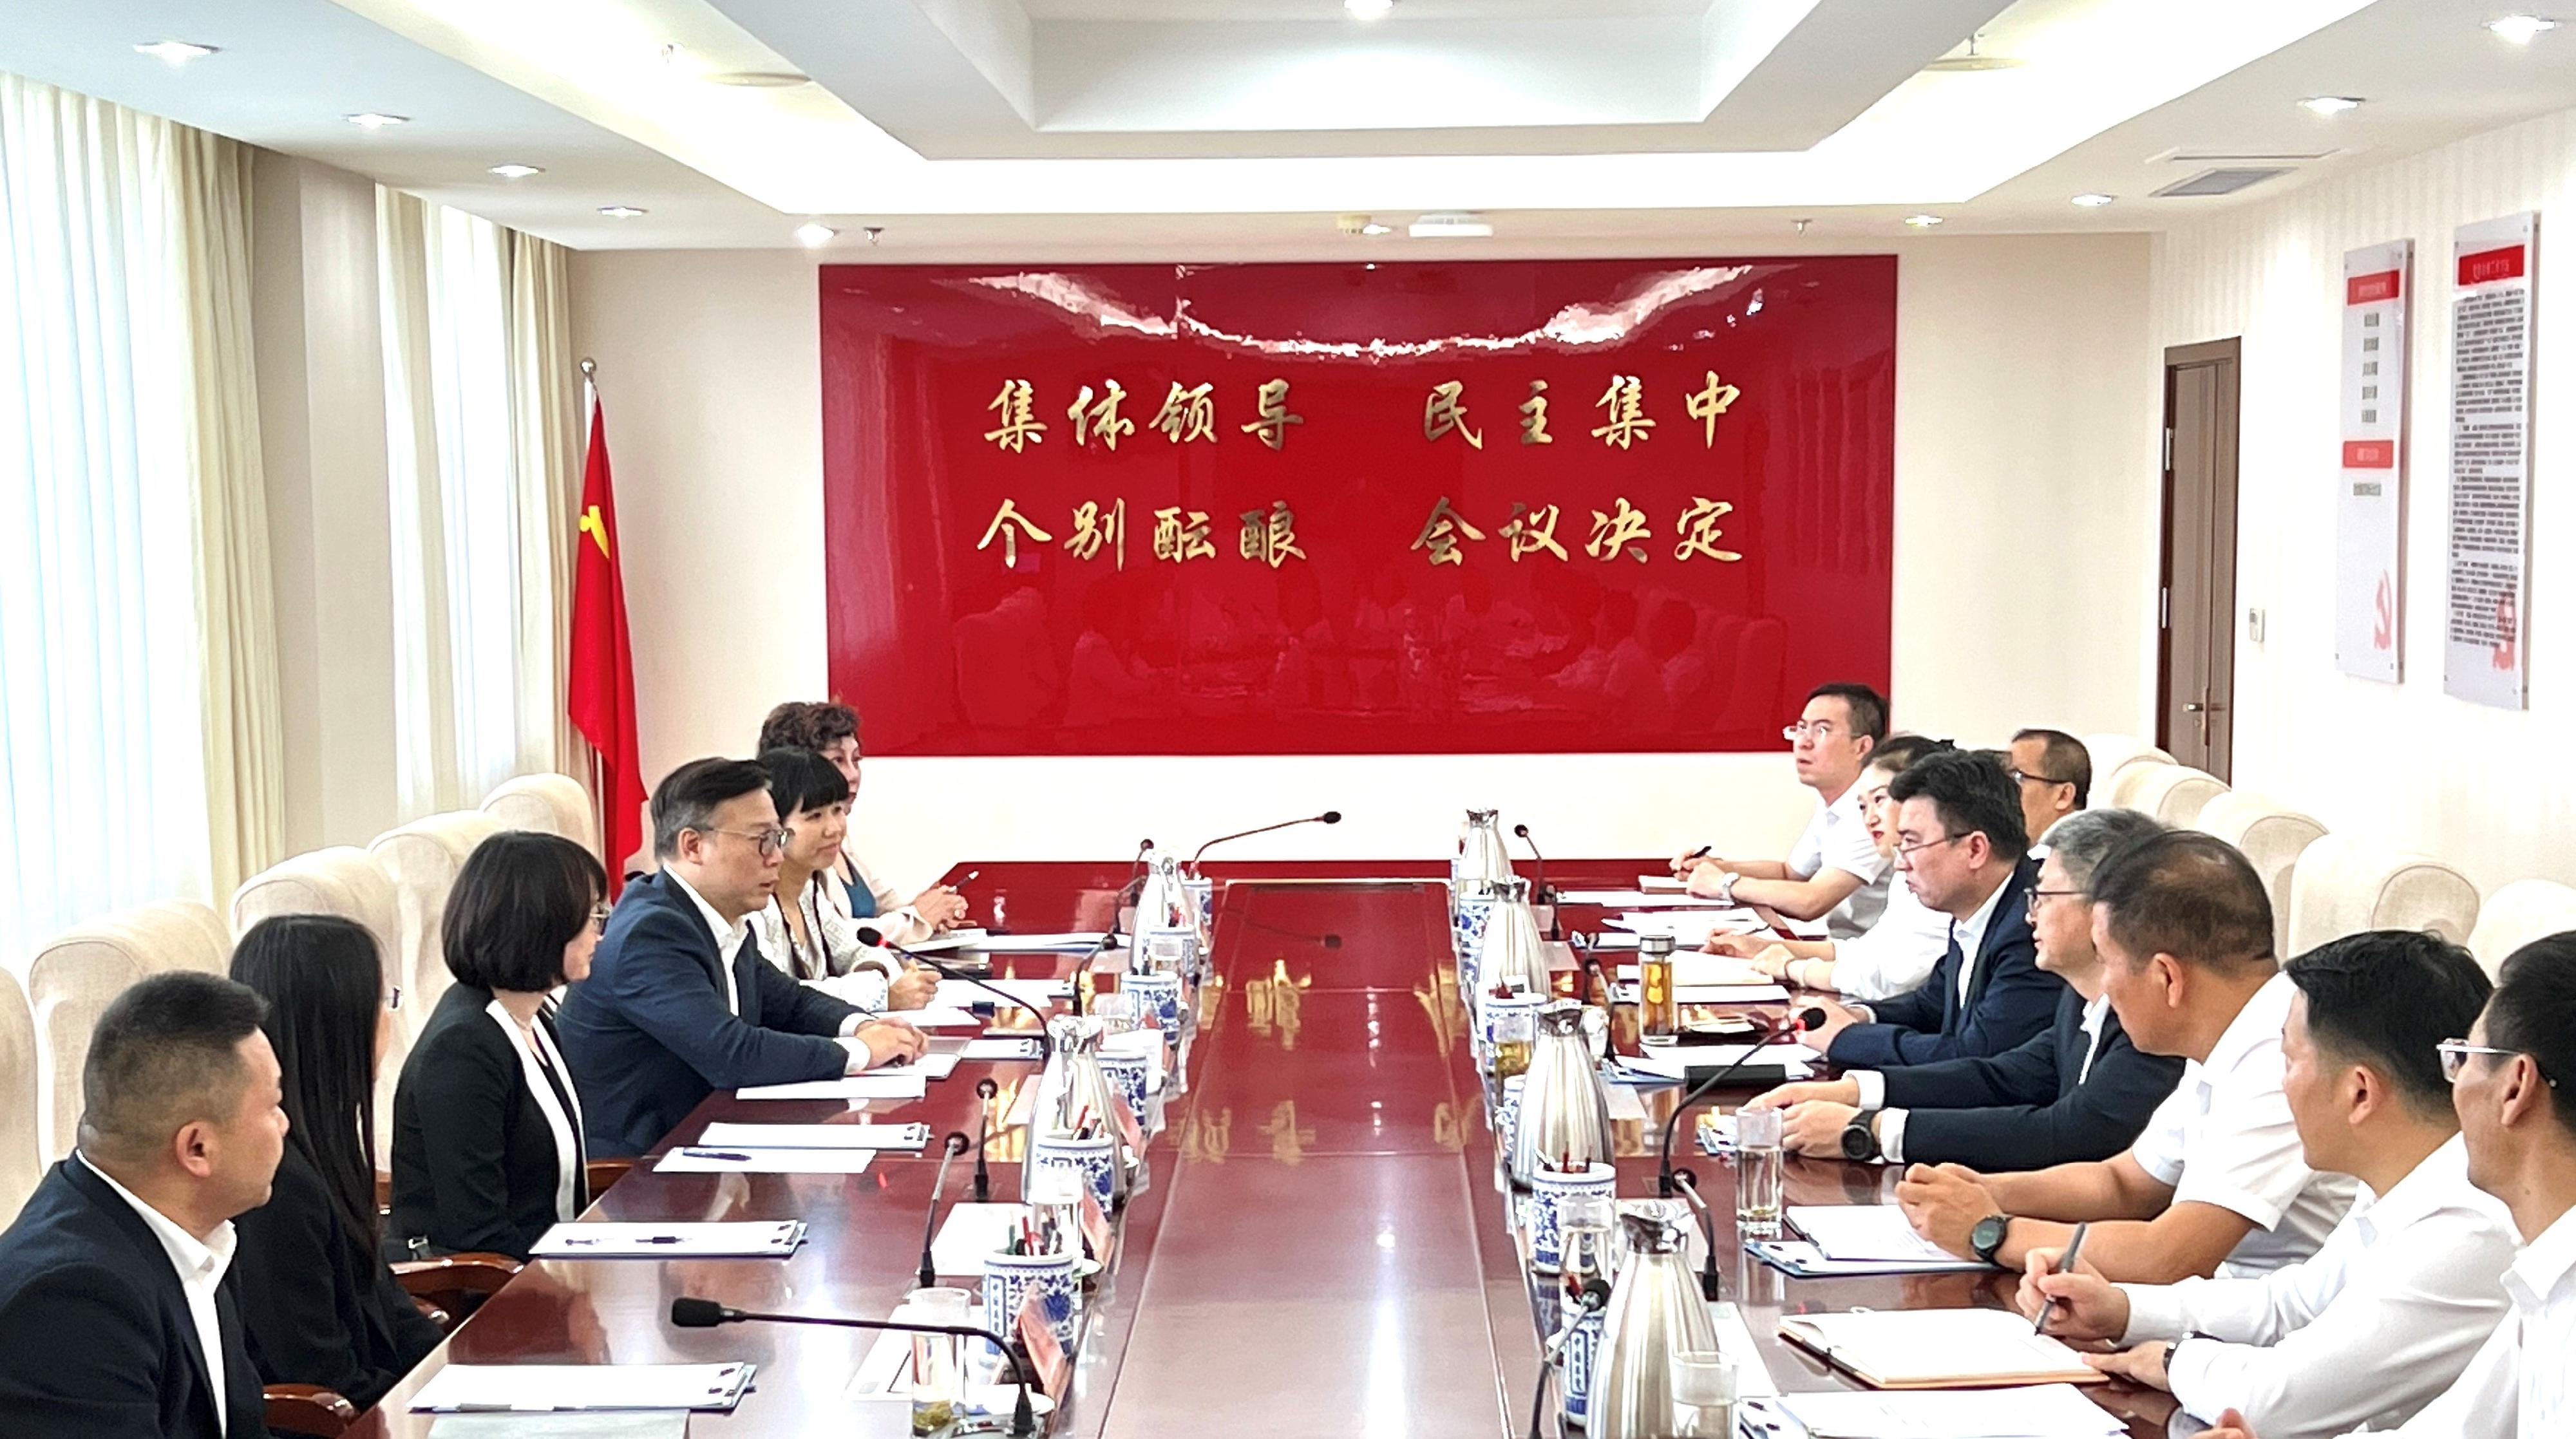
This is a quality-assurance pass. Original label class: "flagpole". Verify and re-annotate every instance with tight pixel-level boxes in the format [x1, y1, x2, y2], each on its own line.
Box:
[573, 354, 611, 874]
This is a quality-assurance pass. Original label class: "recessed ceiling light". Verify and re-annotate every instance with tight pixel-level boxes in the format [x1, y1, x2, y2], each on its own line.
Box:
[1360, 221, 1393, 236]
[488, 163, 543, 180]
[1409, 211, 1493, 238]
[2071, 193, 2116, 207]
[1346, 0, 1394, 19]
[795, 223, 837, 247]
[2299, 95, 2364, 116]
[133, 41, 217, 64]
[2487, 14, 2559, 42]
[599, 205, 647, 219]
[1903, 213, 1944, 227]
[345, 112, 409, 129]
[705, 70, 812, 88]
[1922, 33, 2023, 71]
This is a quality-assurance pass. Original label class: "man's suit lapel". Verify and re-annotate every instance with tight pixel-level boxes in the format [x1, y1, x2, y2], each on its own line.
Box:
[732, 931, 764, 1025]
[64, 1161, 221, 1428]
[1958, 857, 2039, 1015]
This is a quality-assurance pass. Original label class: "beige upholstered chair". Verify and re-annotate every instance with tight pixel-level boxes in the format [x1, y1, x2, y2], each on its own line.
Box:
[24, 900, 232, 1163]
[2284, 834, 2483, 958]
[0, 968, 40, 1223]
[2082, 734, 2170, 802]
[2118, 764, 2229, 827]
[2466, 879, 2576, 978]
[370, 812, 506, 1031]
[2192, 793, 2327, 959]
[231, 848, 404, 1161]
[2103, 753, 2184, 811]
[484, 773, 596, 854]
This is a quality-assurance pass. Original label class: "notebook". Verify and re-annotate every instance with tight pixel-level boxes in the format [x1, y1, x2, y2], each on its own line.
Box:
[1759, 1384, 2125, 1437]
[1774, 1310, 2101, 1390]
[411, 1362, 755, 1413]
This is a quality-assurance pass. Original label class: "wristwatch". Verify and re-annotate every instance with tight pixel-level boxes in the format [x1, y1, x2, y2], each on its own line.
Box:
[1839, 1113, 1881, 1162]
[1969, 1213, 2014, 1266]
[1713, 870, 1740, 903]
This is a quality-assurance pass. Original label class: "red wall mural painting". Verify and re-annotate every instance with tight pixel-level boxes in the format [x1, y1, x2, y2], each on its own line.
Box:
[820, 257, 1894, 756]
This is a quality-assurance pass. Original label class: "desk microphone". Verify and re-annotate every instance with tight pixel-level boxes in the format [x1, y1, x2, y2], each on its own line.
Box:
[856, 928, 1056, 1069]
[1187, 810, 1341, 871]
[1669, 1170, 1725, 1301]
[1654, 1007, 1827, 1198]
[917, 1131, 971, 1288]
[1105, 839, 1155, 942]
[670, 1297, 1037, 1436]
[972, 1077, 1000, 1201]
[1526, 1272, 1614, 1439]
[1510, 823, 1556, 926]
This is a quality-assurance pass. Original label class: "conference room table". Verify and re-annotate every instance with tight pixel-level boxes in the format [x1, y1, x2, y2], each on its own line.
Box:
[355, 859, 2183, 1438]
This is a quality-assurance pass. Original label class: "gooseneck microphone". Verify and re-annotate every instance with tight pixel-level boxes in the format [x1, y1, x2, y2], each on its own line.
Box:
[856, 928, 1056, 1067]
[918, 1131, 971, 1288]
[670, 1297, 1037, 1436]
[1513, 823, 1557, 939]
[1669, 1171, 1725, 1301]
[1108, 838, 1156, 941]
[972, 1077, 1000, 1201]
[1654, 1007, 1828, 1197]
[1527, 1272, 1614, 1439]
[1187, 810, 1342, 870]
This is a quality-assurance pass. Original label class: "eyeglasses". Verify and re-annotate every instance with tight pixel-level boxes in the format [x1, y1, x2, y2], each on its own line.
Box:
[2025, 886, 2086, 910]
[1783, 721, 1842, 743]
[385, 986, 402, 1012]
[703, 825, 790, 858]
[589, 903, 612, 935]
[1893, 832, 1967, 858]
[2008, 769, 2076, 788]
[2439, 1039, 2560, 1087]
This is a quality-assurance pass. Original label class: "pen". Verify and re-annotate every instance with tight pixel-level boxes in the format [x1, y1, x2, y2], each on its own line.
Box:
[683, 1150, 754, 1162]
[562, 1234, 685, 1245]
[954, 870, 980, 888]
[1681, 845, 1711, 864]
[2035, 1221, 2090, 1334]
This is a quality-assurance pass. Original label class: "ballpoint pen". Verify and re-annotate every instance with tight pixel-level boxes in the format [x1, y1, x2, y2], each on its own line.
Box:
[2034, 1221, 2090, 1334]
[683, 1150, 755, 1162]
[563, 1234, 686, 1245]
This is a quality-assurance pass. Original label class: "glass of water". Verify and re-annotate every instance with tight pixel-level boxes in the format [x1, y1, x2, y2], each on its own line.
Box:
[1557, 1192, 1616, 1286]
[1670, 1350, 1736, 1437]
[1092, 990, 1143, 1036]
[1732, 1105, 1785, 1240]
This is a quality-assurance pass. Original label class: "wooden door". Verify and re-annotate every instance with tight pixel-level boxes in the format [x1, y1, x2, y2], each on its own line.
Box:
[2159, 339, 2241, 780]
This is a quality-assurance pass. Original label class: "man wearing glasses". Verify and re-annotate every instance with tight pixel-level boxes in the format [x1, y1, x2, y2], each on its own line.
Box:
[1674, 682, 1890, 940]
[557, 757, 928, 1157]
[2008, 728, 2092, 847]
[2186, 932, 2576, 1439]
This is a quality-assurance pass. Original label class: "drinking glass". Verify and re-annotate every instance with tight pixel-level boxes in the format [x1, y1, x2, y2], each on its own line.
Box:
[1733, 1105, 1785, 1240]
[1669, 1350, 1735, 1437]
[904, 1286, 972, 1436]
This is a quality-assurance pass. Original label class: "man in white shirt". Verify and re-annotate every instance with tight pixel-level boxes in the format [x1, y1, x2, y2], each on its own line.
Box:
[1896, 831, 2355, 1282]
[2192, 931, 2576, 1439]
[2017, 930, 2511, 1437]
[2007, 728, 2091, 847]
[1675, 682, 1889, 940]
[0, 971, 286, 1437]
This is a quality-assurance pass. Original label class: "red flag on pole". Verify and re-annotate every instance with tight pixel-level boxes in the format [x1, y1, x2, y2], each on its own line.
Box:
[567, 399, 646, 891]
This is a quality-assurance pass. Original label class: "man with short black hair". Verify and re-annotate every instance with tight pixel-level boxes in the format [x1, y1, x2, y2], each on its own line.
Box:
[558, 757, 929, 1156]
[0, 972, 286, 1438]
[1895, 831, 2357, 1283]
[1676, 682, 1891, 939]
[1800, 750, 2063, 1068]
[2010, 728, 2092, 846]
[2020, 931, 2511, 1437]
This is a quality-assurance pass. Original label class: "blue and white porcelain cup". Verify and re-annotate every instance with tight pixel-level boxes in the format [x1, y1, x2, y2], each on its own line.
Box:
[1524, 1162, 1617, 1274]
[981, 1246, 1078, 1357]
[1124, 971, 1185, 1037]
[1099, 1048, 1153, 1124]
[1030, 1130, 1120, 1212]
[1493, 1073, 1527, 1145]
[1453, 896, 1495, 988]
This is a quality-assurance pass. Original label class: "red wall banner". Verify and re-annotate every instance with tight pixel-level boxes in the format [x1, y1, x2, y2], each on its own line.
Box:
[820, 258, 1895, 756]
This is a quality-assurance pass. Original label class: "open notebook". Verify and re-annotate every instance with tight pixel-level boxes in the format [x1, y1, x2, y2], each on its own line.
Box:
[1775, 1310, 2101, 1390]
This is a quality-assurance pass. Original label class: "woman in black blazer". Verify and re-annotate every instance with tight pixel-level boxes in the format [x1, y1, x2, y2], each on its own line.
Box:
[229, 915, 443, 1409]
[390, 831, 608, 1261]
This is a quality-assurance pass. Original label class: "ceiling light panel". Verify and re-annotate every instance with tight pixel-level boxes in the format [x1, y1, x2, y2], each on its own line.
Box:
[133, 41, 218, 64]
[2486, 15, 2559, 43]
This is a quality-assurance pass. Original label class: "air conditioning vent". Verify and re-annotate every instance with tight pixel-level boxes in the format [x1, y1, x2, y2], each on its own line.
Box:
[2152, 167, 2292, 198]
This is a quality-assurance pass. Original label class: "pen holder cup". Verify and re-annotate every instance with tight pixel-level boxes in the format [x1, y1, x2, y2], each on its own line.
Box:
[1525, 1162, 1617, 1274]
[1098, 1049, 1153, 1123]
[981, 1247, 1078, 1355]
[1030, 1131, 1120, 1212]
[1124, 972, 1185, 1039]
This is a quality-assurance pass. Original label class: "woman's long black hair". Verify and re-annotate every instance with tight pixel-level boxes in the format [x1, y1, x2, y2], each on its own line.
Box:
[230, 914, 385, 1256]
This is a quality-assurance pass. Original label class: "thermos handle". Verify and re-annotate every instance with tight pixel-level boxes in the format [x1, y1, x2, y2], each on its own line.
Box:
[1580, 1004, 1611, 1062]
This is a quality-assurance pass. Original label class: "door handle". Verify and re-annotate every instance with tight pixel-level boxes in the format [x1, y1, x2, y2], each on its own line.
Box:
[2184, 703, 2206, 713]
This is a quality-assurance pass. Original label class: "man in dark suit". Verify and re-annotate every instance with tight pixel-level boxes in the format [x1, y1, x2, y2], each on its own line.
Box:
[1804, 749, 2065, 1068]
[558, 757, 927, 1157]
[1751, 807, 2186, 1169]
[0, 971, 286, 1438]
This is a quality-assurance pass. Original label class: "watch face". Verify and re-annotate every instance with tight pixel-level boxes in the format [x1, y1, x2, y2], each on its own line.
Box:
[1971, 1215, 2009, 1258]
[1840, 1124, 1875, 1161]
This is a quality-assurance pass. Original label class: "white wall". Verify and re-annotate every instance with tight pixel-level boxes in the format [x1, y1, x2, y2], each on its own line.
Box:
[2152, 106, 2576, 892]
[569, 234, 2157, 888]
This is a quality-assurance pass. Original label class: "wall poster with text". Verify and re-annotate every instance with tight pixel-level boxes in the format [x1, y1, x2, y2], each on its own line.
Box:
[2337, 240, 2410, 682]
[2443, 214, 2537, 709]
[819, 259, 1896, 756]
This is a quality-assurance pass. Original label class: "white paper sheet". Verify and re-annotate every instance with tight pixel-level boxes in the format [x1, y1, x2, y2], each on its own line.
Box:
[1604, 1082, 1649, 1123]
[1615, 983, 1791, 1006]
[1636, 875, 1687, 892]
[1605, 911, 1771, 946]
[1553, 890, 1741, 908]
[915, 1052, 961, 1081]
[1787, 1205, 1974, 1265]
[894, 929, 993, 954]
[961, 1036, 1046, 1062]
[1708, 1302, 1780, 1397]
[697, 1122, 929, 1150]
[410, 1363, 755, 1413]
[655, 1147, 878, 1174]
[1616, 1044, 1815, 1081]
[892, 1007, 984, 1030]
[1773, 1310, 2100, 1393]
[958, 932, 1110, 953]
[929, 1201, 1032, 1277]
[1765, 1385, 2122, 1438]
[933, 978, 1075, 1010]
[531, 1221, 804, 1258]
[734, 1073, 927, 1102]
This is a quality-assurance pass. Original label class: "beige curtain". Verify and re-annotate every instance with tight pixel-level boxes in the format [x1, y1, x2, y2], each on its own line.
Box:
[170, 129, 285, 899]
[506, 230, 587, 782]
[374, 186, 464, 819]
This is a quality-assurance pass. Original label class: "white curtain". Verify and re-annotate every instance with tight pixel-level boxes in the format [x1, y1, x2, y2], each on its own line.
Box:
[0, 75, 281, 961]
[378, 188, 579, 820]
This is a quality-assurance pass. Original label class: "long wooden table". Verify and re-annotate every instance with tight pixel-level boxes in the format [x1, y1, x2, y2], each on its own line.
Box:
[355, 860, 2176, 1436]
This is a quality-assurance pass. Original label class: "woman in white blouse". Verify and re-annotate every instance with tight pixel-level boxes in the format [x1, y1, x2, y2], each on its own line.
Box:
[757, 701, 969, 948]
[1705, 734, 1957, 1001]
[753, 746, 938, 1011]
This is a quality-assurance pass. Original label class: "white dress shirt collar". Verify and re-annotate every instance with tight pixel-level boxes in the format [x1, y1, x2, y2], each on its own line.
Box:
[665, 869, 750, 1015]
[2206, 968, 2295, 1071]
[2506, 1198, 2576, 1313]
[1946, 865, 2015, 1004]
[2353, 1132, 2477, 1241]
[2076, 993, 2112, 1084]
[77, 1152, 238, 1434]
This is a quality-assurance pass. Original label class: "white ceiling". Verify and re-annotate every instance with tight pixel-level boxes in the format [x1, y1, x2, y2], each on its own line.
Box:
[1, 0, 2573, 252]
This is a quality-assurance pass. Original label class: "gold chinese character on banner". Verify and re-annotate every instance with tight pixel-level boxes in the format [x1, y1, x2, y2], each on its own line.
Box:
[975, 498, 1053, 566]
[1587, 498, 1651, 563]
[1673, 497, 1743, 563]
[1519, 380, 1553, 446]
[1066, 381, 1135, 451]
[1238, 379, 1303, 451]
[1498, 502, 1569, 562]
[1063, 498, 1127, 569]
[1591, 374, 1655, 449]
[1238, 501, 1307, 569]
[1685, 370, 1741, 447]
[1151, 382, 1218, 444]
[981, 379, 1047, 453]
[1153, 506, 1218, 563]
[1410, 496, 1486, 567]
[1423, 381, 1484, 449]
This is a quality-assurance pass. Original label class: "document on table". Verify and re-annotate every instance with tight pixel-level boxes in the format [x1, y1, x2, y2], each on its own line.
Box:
[429, 1414, 692, 1438]
[961, 1035, 1046, 1062]
[1617, 1044, 1815, 1082]
[1614, 982, 1790, 1006]
[1553, 889, 1741, 908]
[735, 1072, 928, 1102]
[1613, 954, 1774, 987]
[412, 1364, 756, 1414]
[1636, 874, 1688, 892]
[1746, 1238, 1989, 1278]
[891, 1006, 983, 1030]
[531, 1221, 806, 1258]
[960, 932, 1111, 953]
[914, 1051, 961, 1080]
[1757, 1386, 2124, 1438]
[655, 1147, 877, 1174]
[1787, 1205, 1982, 1266]
[896, 929, 992, 954]
[933, 977, 1074, 1010]
[1605, 910, 1770, 945]
[929, 1201, 1031, 1276]
[1774, 1310, 2102, 1390]
[697, 1122, 930, 1150]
